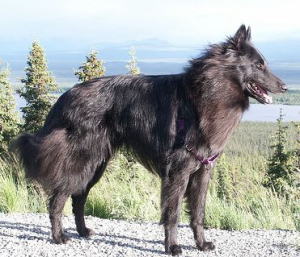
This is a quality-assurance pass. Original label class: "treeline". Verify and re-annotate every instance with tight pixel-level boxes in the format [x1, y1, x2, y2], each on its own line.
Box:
[249, 89, 300, 105]
[215, 112, 300, 202]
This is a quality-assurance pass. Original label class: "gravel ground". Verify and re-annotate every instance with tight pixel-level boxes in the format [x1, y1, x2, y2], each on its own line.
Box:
[0, 213, 299, 257]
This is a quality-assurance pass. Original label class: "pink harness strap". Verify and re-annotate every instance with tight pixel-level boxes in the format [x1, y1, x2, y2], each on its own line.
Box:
[177, 119, 219, 165]
[185, 145, 219, 165]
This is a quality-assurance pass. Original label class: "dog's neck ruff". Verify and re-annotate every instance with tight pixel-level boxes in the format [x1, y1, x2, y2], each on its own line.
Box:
[177, 119, 219, 165]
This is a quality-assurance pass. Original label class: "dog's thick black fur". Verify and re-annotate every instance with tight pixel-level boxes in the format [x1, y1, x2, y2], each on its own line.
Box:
[13, 25, 286, 255]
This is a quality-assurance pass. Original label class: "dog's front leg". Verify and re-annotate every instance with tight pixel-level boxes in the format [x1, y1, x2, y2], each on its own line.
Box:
[186, 165, 215, 251]
[161, 171, 189, 255]
[72, 191, 95, 237]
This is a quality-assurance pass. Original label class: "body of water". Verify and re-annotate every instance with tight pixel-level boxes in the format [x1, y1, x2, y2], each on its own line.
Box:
[14, 95, 300, 122]
[242, 104, 300, 122]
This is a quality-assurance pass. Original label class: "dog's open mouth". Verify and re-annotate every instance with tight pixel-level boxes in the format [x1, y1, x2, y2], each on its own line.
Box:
[247, 82, 273, 104]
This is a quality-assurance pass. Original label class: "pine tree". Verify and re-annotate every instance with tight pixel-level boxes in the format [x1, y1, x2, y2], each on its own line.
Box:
[126, 47, 140, 75]
[264, 109, 297, 196]
[0, 66, 20, 154]
[17, 42, 57, 133]
[75, 51, 105, 82]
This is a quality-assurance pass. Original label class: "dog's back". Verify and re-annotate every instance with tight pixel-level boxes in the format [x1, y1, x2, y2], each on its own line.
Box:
[14, 74, 184, 193]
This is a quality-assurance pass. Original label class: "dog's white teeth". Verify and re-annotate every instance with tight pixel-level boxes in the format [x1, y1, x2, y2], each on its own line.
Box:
[263, 93, 273, 104]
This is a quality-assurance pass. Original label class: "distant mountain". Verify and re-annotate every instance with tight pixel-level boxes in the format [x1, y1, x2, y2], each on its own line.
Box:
[1, 38, 300, 87]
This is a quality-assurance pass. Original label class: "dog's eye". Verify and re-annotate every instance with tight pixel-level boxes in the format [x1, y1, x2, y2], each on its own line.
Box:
[256, 63, 264, 70]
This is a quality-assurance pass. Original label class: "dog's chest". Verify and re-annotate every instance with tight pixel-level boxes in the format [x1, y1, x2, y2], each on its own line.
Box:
[201, 106, 243, 153]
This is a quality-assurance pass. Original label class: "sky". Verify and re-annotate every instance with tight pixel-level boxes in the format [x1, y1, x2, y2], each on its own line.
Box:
[1, 0, 300, 48]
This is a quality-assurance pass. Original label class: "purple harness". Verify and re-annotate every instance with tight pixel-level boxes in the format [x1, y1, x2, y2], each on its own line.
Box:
[177, 119, 219, 165]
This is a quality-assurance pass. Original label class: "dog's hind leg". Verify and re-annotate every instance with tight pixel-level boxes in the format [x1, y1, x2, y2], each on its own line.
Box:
[186, 165, 215, 251]
[161, 170, 190, 256]
[49, 192, 69, 244]
[72, 161, 108, 237]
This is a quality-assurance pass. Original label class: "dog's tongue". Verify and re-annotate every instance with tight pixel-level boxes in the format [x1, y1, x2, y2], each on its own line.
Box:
[263, 93, 272, 104]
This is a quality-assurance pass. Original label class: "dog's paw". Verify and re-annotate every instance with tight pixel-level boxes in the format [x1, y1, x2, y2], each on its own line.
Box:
[167, 245, 182, 256]
[78, 227, 95, 238]
[53, 233, 70, 244]
[197, 241, 215, 251]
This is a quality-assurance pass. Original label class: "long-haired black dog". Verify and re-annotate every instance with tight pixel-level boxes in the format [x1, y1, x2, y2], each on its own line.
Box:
[13, 25, 287, 255]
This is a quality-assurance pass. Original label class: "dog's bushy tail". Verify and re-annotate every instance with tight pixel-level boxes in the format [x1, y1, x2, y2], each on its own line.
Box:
[11, 133, 41, 179]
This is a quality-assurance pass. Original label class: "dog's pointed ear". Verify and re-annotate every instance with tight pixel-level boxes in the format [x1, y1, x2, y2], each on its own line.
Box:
[232, 24, 248, 50]
[246, 26, 251, 41]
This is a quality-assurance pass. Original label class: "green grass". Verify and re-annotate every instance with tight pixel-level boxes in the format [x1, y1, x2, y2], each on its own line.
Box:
[0, 157, 47, 213]
[85, 154, 161, 220]
[0, 121, 299, 231]
[206, 183, 298, 230]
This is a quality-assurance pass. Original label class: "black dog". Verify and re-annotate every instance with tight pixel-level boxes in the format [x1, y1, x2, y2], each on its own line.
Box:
[14, 25, 287, 255]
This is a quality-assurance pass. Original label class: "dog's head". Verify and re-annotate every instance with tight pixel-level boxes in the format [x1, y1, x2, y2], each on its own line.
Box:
[227, 25, 287, 104]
